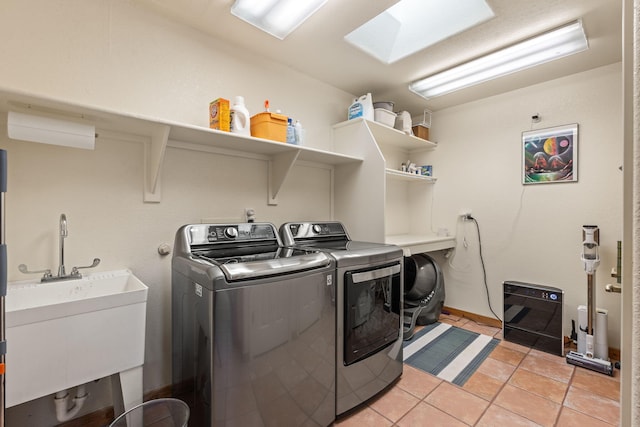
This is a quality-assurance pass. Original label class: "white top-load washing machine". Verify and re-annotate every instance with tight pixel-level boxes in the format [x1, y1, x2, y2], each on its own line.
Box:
[280, 221, 404, 416]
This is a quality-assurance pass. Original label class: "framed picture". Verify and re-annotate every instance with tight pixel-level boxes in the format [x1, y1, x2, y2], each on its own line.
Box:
[522, 123, 578, 184]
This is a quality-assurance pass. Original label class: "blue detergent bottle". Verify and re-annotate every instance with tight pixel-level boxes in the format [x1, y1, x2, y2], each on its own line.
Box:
[348, 93, 374, 121]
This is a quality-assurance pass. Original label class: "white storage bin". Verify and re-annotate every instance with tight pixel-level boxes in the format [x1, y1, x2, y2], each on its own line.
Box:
[374, 108, 396, 127]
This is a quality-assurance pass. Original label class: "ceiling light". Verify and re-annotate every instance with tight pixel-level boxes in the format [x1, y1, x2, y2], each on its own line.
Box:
[231, 0, 328, 40]
[409, 20, 589, 100]
[7, 111, 95, 150]
[345, 0, 494, 64]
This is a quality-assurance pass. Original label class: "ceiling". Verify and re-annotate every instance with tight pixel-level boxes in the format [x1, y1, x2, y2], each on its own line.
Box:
[133, 0, 622, 116]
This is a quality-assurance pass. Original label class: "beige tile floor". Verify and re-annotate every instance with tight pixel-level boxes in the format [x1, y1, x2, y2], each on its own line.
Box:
[334, 313, 620, 427]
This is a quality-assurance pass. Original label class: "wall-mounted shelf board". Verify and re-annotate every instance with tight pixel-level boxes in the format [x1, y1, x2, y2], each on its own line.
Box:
[0, 88, 362, 204]
[385, 168, 437, 183]
[385, 234, 455, 256]
[168, 123, 359, 165]
[363, 119, 436, 152]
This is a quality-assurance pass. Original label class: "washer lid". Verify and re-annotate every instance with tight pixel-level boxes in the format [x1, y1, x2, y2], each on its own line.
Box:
[217, 251, 331, 281]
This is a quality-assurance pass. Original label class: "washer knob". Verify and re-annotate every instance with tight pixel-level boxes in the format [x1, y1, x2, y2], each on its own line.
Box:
[224, 227, 238, 239]
[312, 224, 322, 234]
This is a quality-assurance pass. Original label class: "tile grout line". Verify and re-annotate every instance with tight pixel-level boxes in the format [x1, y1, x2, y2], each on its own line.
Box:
[494, 347, 569, 426]
[392, 368, 446, 426]
[470, 327, 528, 426]
[554, 366, 578, 427]
[458, 318, 575, 426]
[366, 373, 434, 426]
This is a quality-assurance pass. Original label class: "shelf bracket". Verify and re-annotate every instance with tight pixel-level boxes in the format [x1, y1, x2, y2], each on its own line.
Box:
[143, 124, 170, 203]
[268, 149, 300, 205]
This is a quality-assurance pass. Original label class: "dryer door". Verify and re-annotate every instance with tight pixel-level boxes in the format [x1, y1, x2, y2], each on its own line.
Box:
[343, 262, 401, 365]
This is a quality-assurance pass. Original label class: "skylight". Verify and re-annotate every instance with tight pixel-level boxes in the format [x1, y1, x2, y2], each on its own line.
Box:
[231, 0, 328, 40]
[344, 0, 495, 64]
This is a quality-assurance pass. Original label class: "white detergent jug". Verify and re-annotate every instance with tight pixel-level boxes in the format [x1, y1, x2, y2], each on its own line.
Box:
[230, 96, 250, 135]
[348, 93, 374, 121]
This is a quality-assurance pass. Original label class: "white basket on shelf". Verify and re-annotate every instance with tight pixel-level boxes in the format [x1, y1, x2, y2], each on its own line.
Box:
[412, 108, 432, 128]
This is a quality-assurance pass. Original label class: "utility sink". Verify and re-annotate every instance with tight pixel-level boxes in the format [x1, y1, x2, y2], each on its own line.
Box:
[5, 269, 148, 408]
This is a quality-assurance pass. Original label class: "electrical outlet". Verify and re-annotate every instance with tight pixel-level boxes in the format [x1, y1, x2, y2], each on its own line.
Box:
[459, 209, 472, 219]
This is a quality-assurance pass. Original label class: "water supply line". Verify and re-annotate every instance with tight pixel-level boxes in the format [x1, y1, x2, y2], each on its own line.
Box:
[53, 385, 89, 423]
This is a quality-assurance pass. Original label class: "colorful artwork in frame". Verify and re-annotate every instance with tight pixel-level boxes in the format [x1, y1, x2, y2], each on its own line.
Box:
[522, 123, 578, 184]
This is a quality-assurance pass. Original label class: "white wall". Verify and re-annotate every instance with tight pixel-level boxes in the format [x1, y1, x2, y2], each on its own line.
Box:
[0, 1, 624, 425]
[0, 1, 353, 425]
[424, 63, 623, 349]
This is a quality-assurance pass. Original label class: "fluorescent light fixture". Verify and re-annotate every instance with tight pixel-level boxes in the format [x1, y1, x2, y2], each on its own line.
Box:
[345, 0, 494, 64]
[231, 0, 328, 40]
[7, 111, 95, 150]
[409, 20, 589, 100]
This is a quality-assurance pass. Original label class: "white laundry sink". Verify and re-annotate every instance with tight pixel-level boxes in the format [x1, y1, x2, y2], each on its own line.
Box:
[5, 269, 148, 408]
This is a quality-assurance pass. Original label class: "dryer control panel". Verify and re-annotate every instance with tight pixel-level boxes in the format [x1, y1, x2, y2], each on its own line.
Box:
[285, 222, 348, 239]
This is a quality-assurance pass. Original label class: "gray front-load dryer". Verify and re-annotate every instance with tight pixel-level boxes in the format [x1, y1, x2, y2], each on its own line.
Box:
[280, 221, 404, 416]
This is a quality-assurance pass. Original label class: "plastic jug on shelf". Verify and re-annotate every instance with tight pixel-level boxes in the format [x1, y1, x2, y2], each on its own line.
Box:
[348, 93, 374, 121]
[230, 96, 250, 136]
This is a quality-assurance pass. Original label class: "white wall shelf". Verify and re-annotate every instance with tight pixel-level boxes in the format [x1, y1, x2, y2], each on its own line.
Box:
[385, 234, 456, 256]
[344, 119, 437, 152]
[385, 168, 437, 183]
[0, 88, 362, 204]
[333, 118, 453, 254]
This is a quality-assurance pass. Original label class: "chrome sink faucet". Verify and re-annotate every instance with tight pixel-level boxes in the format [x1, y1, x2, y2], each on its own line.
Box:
[58, 213, 67, 277]
[18, 213, 100, 282]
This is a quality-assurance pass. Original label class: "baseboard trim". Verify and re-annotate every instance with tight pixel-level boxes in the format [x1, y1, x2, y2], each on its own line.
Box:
[442, 306, 621, 361]
[442, 306, 502, 329]
[440, 306, 623, 363]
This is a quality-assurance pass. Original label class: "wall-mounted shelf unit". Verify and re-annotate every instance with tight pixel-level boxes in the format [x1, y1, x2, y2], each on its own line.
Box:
[333, 118, 454, 255]
[0, 88, 362, 204]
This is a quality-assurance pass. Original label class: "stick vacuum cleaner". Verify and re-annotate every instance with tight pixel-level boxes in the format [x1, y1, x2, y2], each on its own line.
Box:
[565, 225, 614, 375]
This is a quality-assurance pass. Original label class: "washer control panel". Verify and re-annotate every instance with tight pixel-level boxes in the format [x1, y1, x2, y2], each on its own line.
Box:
[187, 223, 277, 245]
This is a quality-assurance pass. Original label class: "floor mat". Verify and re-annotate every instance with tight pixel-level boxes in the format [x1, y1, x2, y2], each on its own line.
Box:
[402, 322, 500, 386]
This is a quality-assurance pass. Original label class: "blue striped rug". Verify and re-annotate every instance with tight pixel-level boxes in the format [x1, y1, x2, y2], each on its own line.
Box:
[403, 322, 500, 386]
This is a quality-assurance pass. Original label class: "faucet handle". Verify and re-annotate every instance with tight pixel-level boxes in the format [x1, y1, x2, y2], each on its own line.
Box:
[70, 258, 101, 275]
[18, 264, 52, 279]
